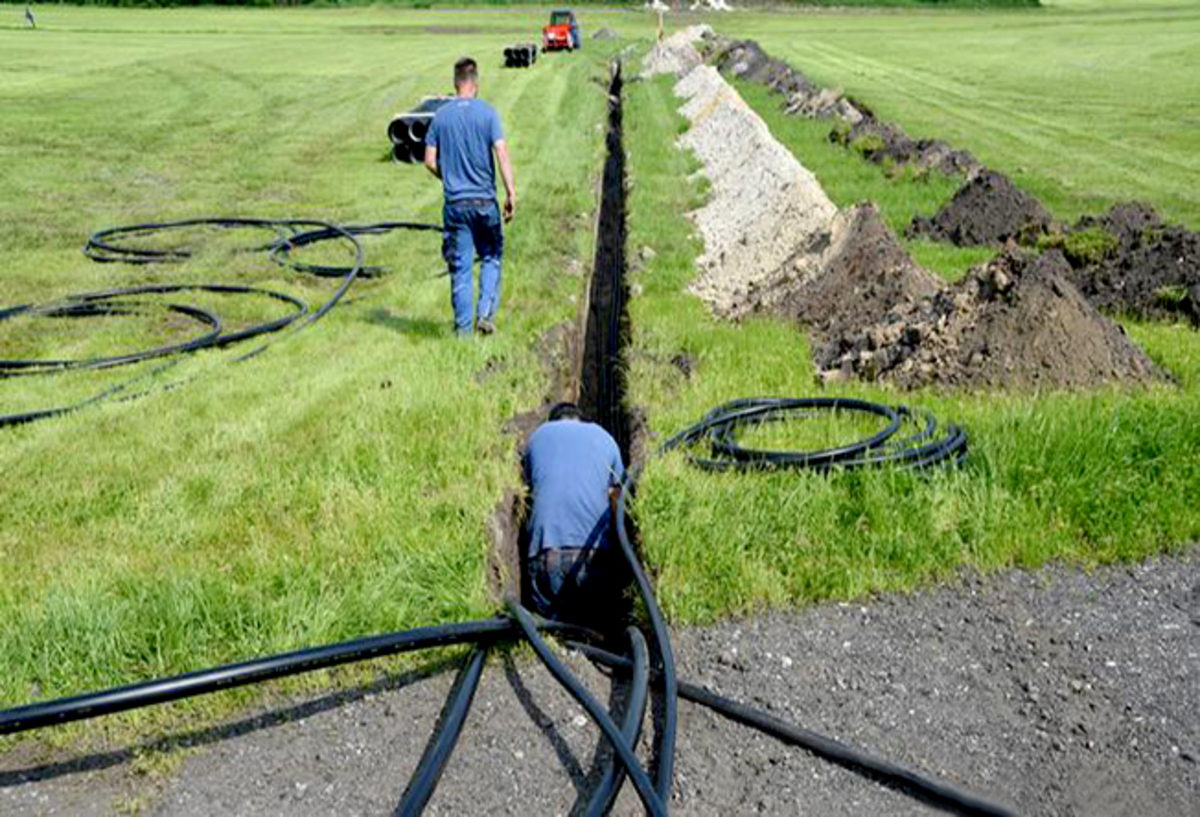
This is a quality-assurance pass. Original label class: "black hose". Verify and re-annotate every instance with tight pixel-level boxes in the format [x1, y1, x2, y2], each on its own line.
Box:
[582, 626, 649, 817]
[0, 618, 586, 736]
[0, 298, 222, 374]
[1, 216, 438, 430]
[569, 642, 1017, 817]
[504, 599, 667, 817]
[395, 646, 489, 817]
[661, 397, 967, 472]
[614, 468, 678, 804]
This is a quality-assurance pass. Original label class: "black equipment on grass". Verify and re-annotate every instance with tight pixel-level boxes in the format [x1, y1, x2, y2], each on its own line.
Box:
[389, 96, 454, 165]
[503, 43, 539, 69]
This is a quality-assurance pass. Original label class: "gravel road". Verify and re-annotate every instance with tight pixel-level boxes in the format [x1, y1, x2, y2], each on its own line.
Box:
[2, 551, 1196, 816]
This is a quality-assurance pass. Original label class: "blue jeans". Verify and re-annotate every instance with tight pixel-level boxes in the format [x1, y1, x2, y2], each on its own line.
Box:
[526, 546, 625, 629]
[442, 199, 504, 334]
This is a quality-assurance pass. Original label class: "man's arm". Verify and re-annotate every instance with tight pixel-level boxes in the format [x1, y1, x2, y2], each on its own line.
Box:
[494, 139, 516, 222]
[424, 145, 441, 180]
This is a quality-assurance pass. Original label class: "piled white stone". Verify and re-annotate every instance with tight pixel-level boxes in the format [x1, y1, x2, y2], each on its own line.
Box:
[641, 24, 712, 78]
[672, 66, 838, 318]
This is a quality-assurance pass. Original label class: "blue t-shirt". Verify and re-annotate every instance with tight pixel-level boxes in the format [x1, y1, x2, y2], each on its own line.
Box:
[523, 420, 626, 558]
[425, 98, 505, 203]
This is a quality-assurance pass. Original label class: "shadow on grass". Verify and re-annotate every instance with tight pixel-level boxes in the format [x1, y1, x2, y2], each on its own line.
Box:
[0, 655, 460, 788]
[364, 306, 446, 341]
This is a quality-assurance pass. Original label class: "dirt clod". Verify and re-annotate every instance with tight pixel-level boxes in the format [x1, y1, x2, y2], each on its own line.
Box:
[908, 170, 1053, 246]
[1060, 202, 1200, 325]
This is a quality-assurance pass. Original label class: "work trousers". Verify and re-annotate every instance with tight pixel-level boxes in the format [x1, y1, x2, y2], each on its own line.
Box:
[442, 199, 504, 334]
[526, 545, 626, 631]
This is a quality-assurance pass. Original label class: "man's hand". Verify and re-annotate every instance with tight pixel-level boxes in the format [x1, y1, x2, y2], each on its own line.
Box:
[495, 139, 517, 224]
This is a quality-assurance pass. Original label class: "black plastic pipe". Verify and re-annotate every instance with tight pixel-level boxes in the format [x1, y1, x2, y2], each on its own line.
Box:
[570, 642, 1018, 817]
[0, 618, 582, 736]
[504, 599, 667, 817]
[582, 626, 649, 817]
[395, 646, 489, 817]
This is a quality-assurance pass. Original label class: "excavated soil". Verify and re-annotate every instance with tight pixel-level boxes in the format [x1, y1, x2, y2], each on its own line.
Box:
[716, 39, 983, 178]
[650, 32, 1157, 392]
[908, 170, 1054, 247]
[768, 203, 943, 338]
[1061, 202, 1200, 325]
[817, 248, 1162, 389]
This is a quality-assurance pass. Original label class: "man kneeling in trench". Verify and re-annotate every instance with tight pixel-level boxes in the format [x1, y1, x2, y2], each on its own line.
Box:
[523, 402, 628, 627]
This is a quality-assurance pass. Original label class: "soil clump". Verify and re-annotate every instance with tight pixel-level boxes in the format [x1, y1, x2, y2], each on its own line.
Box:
[908, 170, 1053, 246]
[1056, 202, 1200, 325]
[817, 248, 1162, 389]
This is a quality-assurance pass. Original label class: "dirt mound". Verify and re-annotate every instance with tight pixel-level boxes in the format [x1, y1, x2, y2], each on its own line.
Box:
[1055, 202, 1200, 325]
[817, 248, 1162, 389]
[715, 39, 819, 98]
[769, 204, 943, 336]
[714, 39, 982, 178]
[830, 118, 983, 178]
[592, 27, 617, 40]
[908, 170, 1053, 246]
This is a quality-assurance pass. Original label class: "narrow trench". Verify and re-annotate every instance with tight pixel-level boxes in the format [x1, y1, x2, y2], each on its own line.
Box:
[578, 61, 634, 465]
[489, 62, 635, 604]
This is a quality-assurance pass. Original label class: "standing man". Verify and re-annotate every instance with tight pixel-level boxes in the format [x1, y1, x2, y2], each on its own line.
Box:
[25, 4, 36, 28]
[522, 402, 628, 627]
[424, 57, 517, 336]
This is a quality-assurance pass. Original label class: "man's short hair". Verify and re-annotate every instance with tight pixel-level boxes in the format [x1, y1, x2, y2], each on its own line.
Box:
[454, 57, 478, 88]
[548, 402, 583, 422]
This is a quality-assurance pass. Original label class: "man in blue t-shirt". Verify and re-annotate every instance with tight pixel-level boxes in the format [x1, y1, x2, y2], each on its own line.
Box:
[522, 402, 627, 625]
[424, 57, 517, 336]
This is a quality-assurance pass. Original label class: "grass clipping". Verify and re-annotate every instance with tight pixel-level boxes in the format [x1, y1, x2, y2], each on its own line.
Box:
[651, 30, 1160, 390]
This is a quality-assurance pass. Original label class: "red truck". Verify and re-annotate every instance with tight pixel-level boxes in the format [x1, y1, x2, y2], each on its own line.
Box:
[542, 9, 581, 52]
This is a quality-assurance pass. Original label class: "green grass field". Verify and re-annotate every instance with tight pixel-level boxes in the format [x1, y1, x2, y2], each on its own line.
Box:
[0, 6, 640, 719]
[1, 1, 1198, 743]
[720, 0, 1200, 229]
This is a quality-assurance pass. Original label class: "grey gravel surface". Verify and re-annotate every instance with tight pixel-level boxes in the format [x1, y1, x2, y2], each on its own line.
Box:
[2, 551, 1196, 816]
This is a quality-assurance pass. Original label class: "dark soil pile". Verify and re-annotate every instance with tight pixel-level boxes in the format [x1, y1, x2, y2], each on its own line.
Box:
[816, 248, 1162, 389]
[1059, 202, 1200, 325]
[771, 203, 943, 337]
[715, 39, 820, 98]
[714, 38, 982, 178]
[830, 118, 983, 177]
[908, 170, 1053, 246]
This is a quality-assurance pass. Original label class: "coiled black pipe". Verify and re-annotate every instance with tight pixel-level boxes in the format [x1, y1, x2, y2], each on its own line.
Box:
[0, 298, 222, 375]
[396, 646, 489, 816]
[661, 397, 967, 472]
[1, 217, 438, 429]
[569, 642, 1017, 817]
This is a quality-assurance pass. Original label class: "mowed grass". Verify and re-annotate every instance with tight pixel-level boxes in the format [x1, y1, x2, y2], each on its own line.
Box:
[625, 70, 1200, 623]
[717, 0, 1200, 229]
[0, 6, 635, 718]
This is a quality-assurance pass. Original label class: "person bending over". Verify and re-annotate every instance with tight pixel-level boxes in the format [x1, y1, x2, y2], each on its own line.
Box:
[522, 402, 627, 626]
[424, 57, 517, 336]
